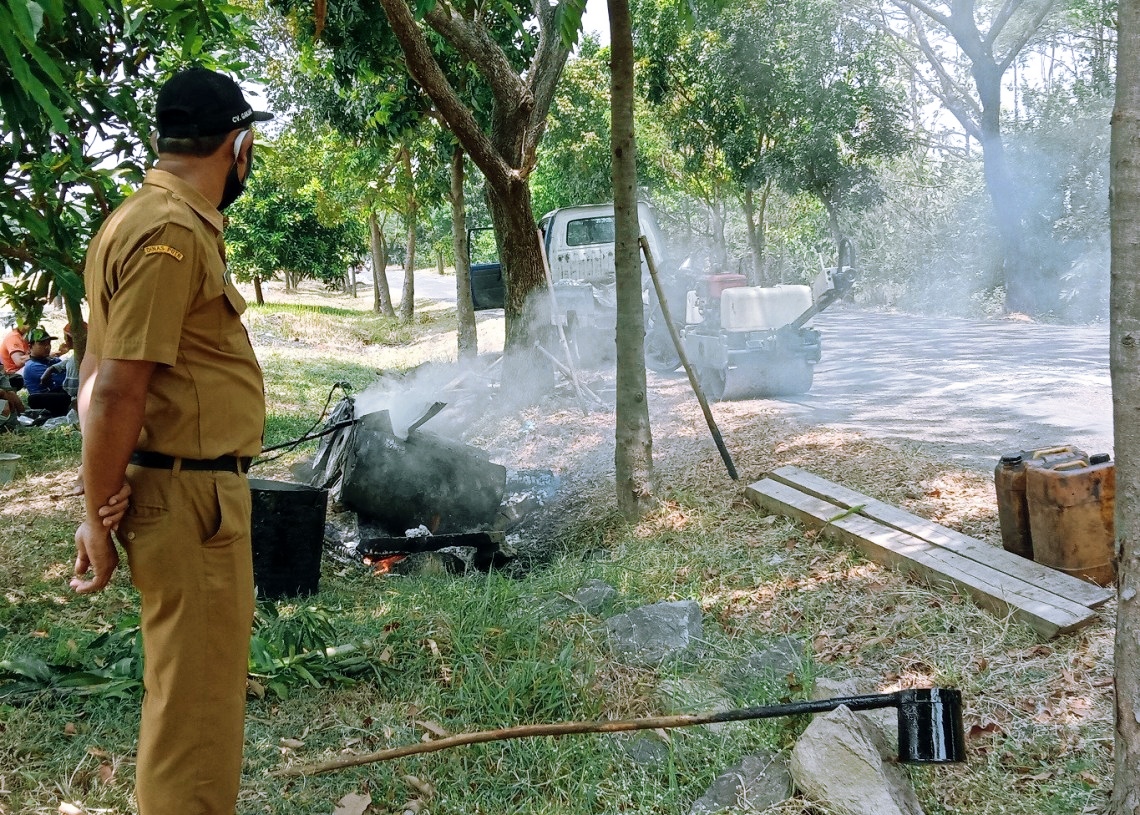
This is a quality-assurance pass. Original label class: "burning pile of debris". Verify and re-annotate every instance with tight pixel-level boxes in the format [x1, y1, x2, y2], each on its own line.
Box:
[306, 379, 558, 576]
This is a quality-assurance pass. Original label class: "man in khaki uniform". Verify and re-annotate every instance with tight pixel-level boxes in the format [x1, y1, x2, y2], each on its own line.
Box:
[74, 67, 270, 815]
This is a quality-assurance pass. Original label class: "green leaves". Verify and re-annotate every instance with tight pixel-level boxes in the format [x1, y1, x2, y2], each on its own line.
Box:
[0, 0, 255, 319]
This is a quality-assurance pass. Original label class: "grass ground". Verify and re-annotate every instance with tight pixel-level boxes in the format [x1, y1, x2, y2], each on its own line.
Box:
[0, 278, 1115, 814]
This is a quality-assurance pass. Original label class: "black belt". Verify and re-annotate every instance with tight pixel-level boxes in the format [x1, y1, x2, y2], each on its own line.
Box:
[130, 451, 252, 474]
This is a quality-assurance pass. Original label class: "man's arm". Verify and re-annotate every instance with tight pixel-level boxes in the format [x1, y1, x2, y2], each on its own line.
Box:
[10, 348, 28, 369]
[72, 356, 156, 594]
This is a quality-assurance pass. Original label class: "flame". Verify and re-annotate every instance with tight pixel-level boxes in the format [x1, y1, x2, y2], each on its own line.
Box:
[363, 554, 407, 575]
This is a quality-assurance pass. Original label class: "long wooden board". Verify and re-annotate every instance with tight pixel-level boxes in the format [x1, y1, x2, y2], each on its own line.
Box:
[766, 465, 1113, 610]
[745, 478, 1100, 639]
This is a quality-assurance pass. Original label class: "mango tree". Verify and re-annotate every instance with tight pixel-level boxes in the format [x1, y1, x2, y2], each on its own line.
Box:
[0, 0, 253, 359]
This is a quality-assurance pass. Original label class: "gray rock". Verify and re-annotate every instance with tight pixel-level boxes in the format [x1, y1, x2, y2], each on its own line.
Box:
[606, 600, 703, 667]
[616, 732, 671, 768]
[790, 706, 925, 815]
[657, 677, 735, 732]
[811, 678, 899, 761]
[723, 636, 808, 696]
[539, 579, 618, 618]
[574, 579, 618, 614]
[688, 751, 792, 814]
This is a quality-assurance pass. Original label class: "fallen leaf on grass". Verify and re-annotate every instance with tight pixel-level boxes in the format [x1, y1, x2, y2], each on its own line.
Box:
[416, 720, 449, 739]
[966, 721, 1004, 739]
[280, 738, 305, 750]
[402, 774, 435, 798]
[59, 804, 83, 815]
[64, 722, 77, 736]
[98, 763, 115, 784]
[332, 791, 371, 815]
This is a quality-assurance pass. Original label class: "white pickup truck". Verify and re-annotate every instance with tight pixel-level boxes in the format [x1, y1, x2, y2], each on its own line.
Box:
[468, 203, 853, 397]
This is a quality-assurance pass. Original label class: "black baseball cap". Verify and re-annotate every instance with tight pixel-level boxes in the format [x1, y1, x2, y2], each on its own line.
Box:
[156, 67, 273, 138]
[25, 327, 57, 343]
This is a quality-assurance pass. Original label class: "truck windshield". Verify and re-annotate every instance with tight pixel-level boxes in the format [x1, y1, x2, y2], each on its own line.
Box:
[565, 216, 615, 247]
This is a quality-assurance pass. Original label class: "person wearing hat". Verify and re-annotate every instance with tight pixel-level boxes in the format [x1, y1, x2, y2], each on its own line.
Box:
[75, 66, 271, 815]
[22, 327, 71, 417]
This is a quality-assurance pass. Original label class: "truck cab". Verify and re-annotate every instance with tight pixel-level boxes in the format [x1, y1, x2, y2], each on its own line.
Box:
[468, 202, 670, 315]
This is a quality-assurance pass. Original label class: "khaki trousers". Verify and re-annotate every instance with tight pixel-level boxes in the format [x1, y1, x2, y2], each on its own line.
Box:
[120, 464, 254, 815]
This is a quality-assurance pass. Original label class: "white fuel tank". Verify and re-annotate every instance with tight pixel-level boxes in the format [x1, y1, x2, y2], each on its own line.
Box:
[720, 285, 812, 332]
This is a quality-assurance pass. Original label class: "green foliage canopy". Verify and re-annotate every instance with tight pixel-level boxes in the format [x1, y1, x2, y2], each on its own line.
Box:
[0, 0, 254, 318]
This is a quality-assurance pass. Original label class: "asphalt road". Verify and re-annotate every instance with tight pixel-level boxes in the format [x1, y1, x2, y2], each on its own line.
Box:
[787, 309, 1113, 469]
[391, 268, 1113, 471]
[366, 266, 460, 304]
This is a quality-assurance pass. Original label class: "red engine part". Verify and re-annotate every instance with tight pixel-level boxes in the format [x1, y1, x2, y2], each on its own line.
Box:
[703, 274, 748, 300]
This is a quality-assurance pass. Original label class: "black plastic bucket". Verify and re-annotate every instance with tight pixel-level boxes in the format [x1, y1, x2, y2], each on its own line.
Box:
[897, 688, 966, 763]
[250, 479, 328, 600]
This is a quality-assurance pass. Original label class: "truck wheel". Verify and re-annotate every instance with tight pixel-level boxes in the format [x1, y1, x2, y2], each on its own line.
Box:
[645, 331, 681, 372]
[698, 366, 727, 401]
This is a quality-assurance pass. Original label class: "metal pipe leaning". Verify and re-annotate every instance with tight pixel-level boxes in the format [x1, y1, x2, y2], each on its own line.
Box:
[639, 235, 738, 480]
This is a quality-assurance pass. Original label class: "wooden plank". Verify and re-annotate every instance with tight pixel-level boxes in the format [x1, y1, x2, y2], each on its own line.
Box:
[767, 465, 1113, 610]
[745, 478, 1100, 640]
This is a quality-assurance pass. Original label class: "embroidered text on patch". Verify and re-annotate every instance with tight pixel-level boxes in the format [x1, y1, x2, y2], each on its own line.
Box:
[144, 244, 184, 261]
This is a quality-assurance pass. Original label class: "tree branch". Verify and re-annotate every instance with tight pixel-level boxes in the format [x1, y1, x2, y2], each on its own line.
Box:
[994, 0, 1060, 71]
[375, 0, 513, 190]
[423, 3, 525, 106]
[520, 0, 573, 176]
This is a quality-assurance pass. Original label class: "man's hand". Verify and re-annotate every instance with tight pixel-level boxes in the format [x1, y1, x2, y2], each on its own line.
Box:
[70, 468, 131, 529]
[71, 520, 119, 594]
[40, 372, 52, 387]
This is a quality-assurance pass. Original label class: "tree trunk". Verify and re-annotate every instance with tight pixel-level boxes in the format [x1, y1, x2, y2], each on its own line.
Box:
[709, 197, 728, 273]
[451, 145, 478, 359]
[742, 184, 770, 286]
[253, 275, 264, 306]
[610, 0, 654, 520]
[1110, 0, 1140, 808]
[348, 265, 358, 298]
[486, 177, 546, 356]
[974, 61, 1035, 315]
[400, 147, 417, 323]
[372, 0, 569, 359]
[400, 212, 416, 323]
[370, 211, 396, 318]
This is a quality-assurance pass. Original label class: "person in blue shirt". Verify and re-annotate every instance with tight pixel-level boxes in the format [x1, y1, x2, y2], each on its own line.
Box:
[22, 327, 70, 416]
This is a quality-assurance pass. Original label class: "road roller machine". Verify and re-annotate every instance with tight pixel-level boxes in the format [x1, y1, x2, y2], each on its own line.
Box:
[681, 262, 854, 400]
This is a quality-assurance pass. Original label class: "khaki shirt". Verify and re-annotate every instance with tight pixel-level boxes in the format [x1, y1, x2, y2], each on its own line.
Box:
[84, 168, 265, 459]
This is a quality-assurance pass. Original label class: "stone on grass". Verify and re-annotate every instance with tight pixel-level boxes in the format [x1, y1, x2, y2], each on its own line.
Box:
[616, 732, 671, 769]
[812, 677, 899, 761]
[540, 579, 618, 618]
[657, 677, 736, 732]
[688, 751, 792, 815]
[722, 636, 808, 696]
[606, 601, 703, 667]
[790, 705, 924, 815]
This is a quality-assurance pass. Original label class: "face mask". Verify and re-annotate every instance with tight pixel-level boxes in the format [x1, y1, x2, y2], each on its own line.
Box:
[218, 131, 252, 212]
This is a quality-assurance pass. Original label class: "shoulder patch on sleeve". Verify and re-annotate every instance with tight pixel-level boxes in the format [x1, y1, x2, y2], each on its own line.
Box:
[143, 244, 184, 261]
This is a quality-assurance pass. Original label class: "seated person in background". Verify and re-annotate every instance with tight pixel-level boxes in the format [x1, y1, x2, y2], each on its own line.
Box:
[42, 322, 82, 404]
[0, 369, 23, 430]
[0, 319, 30, 390]
[22, 327, 71, 417]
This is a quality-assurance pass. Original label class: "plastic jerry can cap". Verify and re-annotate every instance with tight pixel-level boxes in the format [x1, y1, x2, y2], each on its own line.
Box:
[1090, 453, 1111, 465]
[1000, 453, 1024, 466]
